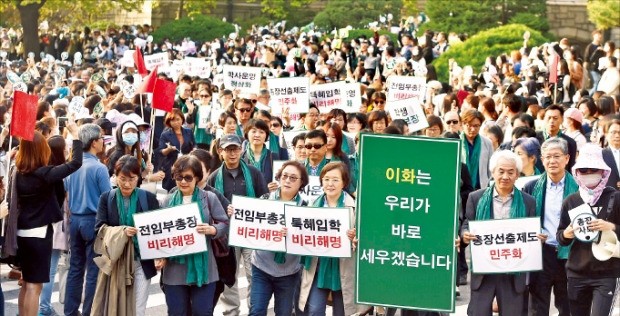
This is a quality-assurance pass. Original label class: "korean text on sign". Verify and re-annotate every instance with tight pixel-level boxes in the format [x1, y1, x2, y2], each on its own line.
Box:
[468, 217, 542, 273]
[385, 76, 427, 102]
[133, 203, 207, 260]
[386, 98, 429, 133]
[229, 195, 287, 252]
[284, 204, 351, 258]
[223, 65, 262, 94]
[267, 77, 310, 114]
[309, 81, 346, 113]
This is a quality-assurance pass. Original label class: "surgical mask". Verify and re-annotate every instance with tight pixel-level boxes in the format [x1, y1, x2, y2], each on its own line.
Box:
[122, 132, 138, 146]
[580, 173, 602, 188]
[367, 47, 374, 54]
[232, 56, 239, 63]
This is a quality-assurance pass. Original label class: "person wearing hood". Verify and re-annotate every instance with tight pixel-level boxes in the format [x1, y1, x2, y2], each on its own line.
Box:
[107, 121, 164, 183]
[556, 144, 620, 316]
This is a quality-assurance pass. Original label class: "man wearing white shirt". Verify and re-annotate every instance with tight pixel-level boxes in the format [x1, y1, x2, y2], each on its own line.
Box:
[602, 119, 620, 189]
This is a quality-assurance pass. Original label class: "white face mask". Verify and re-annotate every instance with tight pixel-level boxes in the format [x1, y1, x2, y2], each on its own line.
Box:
[581, 173, 603, 188]
[232, 57, 239, 63]
[367, 47, 374, 54]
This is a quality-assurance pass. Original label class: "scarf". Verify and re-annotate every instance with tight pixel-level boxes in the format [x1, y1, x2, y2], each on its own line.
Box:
[116, 189, 141, 258]
[305, 157, 328, 177]
[341, 136, 350, 155]
[268, 132, 280, 155]
[272, 189, 303, 264]
[543, 130, 562, 140]
[245, 146, 268, 170]
[167, 188, 210, 286]
[461, 133, 481, 188]
[575, 170, 610, 205]
[300, 192, 346, 291]
[214, 160, 256, 198]
[531, 172, 578, 259]
[475, 184, 526, 220]
[235, 124, 244, 138]
[194, 108, 214, 145]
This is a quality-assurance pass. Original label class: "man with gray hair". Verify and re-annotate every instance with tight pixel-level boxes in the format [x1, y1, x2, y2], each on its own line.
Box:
[255, 88, 271, 111]
[523, 137, 577, 316]
[64, 123, 112, 316]
[462, 150, 540, 316]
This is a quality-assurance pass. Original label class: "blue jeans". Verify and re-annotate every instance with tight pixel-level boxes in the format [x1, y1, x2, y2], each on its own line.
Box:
[164, 282, 216, 316]
[64, 215, 99, 316]
[305, 276, 344, 316]
[249, 265, 299, 316]
[589, 70, 602, 95]
[39, 249, 61, 315]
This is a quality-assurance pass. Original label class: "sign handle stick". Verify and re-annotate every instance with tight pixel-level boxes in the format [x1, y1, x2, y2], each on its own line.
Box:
[140, 93, 145, 119]
[553, 84, 557, 104]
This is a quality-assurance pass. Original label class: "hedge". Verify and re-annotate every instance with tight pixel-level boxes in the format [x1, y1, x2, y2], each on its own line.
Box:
[433, 24, 550, 82]
[152, 15, 235, 43]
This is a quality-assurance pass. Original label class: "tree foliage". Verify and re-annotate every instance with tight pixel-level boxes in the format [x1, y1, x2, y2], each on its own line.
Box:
[424, 0, 546, 36]
[313, 0, 402, 30]
[152, 15, 235, 43]
[587, 0, 620, 30]
[433, 24, 549, 82]
[246, 0, 315, 20]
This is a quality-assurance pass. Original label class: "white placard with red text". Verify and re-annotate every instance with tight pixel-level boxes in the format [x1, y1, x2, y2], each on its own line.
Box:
[468, 217, 542, 273]
[229, 195, 287, 252]
[144, 52, 170, 71]
[386, 76, 426, 103]
[386, 98, 429, 133]
[310, 81, 346, 113]
[223, 65, 262, 94]
[133, 203, 207, 260]
[267, 77, 310, 114]
[284, 204, 352, 257]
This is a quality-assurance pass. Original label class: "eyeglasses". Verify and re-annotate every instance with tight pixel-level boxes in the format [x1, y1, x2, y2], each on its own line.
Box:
[174, 174, 195, 182]
[200, 94, 211, 98]
[236, 107, 253, 113]
[238, 98, 258, 105]
[278, 174, 300, 182]
[117, 176, 138, 184]
[304, 143, 325, 150]
[577, 168, 600, 174]
[374, 100, 386, 105]
[271, 123, 281, 128]
[446, 120, 459, 125]
[222, 146, 242, 153]
[542, 155, 565, 161]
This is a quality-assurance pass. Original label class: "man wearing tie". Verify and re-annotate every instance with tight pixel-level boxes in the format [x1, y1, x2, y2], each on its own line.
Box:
[602, 119, 620, 189]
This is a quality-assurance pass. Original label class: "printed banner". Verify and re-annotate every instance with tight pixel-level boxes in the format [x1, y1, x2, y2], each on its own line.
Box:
[144, 52, 170, 71]
[182, 57, 211, 78]
[223, 65, 262, 94]
[386, 76, 426, 103]
[309, 81, 345, 113]
[356, 134, 460, 312]
[229, 195, 287, 251]
[342, 82, 362, 113]
[267, 77, 310, 114]
[284, 204, 351, 257]
[469, 217, 543, 273]
[133, 203, 207, 260]
[386, 98, 429, 133]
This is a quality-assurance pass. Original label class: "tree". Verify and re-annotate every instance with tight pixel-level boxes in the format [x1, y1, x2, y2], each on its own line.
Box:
[587, 0, 620, 30]
[247, 0, 315, 20]
[423, 0, 546, 36]
[313, 0, 402, 30]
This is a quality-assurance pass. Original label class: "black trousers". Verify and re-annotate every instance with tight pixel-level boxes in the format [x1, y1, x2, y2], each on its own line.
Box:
[528, 244, 570, 316]
[567, 277, 619, 316]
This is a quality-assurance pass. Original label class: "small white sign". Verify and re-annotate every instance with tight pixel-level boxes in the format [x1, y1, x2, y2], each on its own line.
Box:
[229, 195, 287, 252]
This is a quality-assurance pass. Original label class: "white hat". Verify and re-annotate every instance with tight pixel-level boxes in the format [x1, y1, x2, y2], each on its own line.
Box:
[127, 113, 150, 128]
[572, 144, 610, 173]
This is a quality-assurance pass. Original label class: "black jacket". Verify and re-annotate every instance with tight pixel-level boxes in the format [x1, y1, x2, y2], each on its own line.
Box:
[602, 148, 620, 190]
[206, 163, 268, 202]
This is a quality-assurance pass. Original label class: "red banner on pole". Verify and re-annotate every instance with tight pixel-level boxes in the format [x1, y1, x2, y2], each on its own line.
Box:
[133, 49, 148, 76]
[137, 66, 158, 94]
[11, 91, 38, 141]
[152, 79, 176, 112]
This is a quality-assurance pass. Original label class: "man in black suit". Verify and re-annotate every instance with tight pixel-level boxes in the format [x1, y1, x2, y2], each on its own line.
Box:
[535, 104, 577, 173]
[602, 119, 620, 189]
[462, 150, 542, 316]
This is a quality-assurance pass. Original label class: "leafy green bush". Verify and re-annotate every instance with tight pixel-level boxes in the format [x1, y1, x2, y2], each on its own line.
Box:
[152, 16, 235, 43]
[509, 13, 549, 33]
[433, 24, 550, 82]
[346, 29, 399, 46]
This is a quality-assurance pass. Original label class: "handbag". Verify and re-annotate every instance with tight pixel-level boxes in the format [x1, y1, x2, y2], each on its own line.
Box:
[209, 218, 229, 257]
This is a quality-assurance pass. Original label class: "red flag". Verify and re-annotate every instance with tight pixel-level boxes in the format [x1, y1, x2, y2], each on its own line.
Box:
[137, 66, 158, 94]
[152, 79, 176, 112]
[549, 55, 559, 84]
[11, 91, 38, 141]
[133, 49, 148, 76]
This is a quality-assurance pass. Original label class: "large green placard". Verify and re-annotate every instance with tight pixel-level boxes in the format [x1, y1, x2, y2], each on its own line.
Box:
[356, 133, 461, 312]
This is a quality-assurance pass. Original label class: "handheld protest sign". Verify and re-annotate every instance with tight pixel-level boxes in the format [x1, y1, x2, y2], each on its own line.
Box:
[229, 195, 287, 252]
[572, 213, 600, 243]
[122, 84, 136, 99]
[6, 71, 22, 84]
[13, 82, 28, 93]
[20, 71, 31, 83]
[61, 52, 69, 61]
[68, 96, 86, 114]
[90, 72, 104, 83]
[132, 203, 207, 260]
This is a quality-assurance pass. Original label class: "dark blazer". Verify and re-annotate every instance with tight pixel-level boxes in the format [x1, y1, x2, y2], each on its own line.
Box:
[95, 189, 161, 280]
[462, 187, 537, 294]
[157, 127, 196, 191]
[602, 148, 620, 189]
[535, 131, 577, 173]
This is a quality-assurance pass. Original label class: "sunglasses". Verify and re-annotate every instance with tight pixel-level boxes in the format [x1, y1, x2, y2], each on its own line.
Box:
[236, 107, 253, 113]
[277, 174, 300, 182]
[304, 143, 325, 150]
[271, 123, 281, 128]
[374, 100, 386, 105]
[174, 175, 195, 182]
[577, 168, 600, 174]
[446, 120, 459, 125]
[199, 94, 211, 98]
[238, 98, 258, 105]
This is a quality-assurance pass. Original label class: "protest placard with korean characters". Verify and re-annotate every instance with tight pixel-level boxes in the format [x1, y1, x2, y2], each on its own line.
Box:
[229, 195, 287, 252]
[183, 57, 211, 78]
[356, 134, 460, 312]
[310, 81, 345, 113]
[133, 203, 207, 260]
[223, 65, 262, 94]
[301, 176, 323, 200]
[267, 77, 310, 114]
[197, 105, 212, 129]
[342, 82, 362, 113]
[386, 98, 429, 133]
[385, 76, 427, 103]
[469, 217, 543, 273]
[144, 52, 169, 71]
[284, 204, 351, 257]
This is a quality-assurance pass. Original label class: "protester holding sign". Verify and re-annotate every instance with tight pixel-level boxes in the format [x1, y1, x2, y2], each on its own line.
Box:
[298, 162, 362, 316]
[186, 88, 215, 150]
[556, 144, 620, 316]
[159, 156, 228, 316]
[462, 150, 539, 316]
[94, 155, 161, 316]
[158, 109, 196, 191]
[522, 138, 577, 316]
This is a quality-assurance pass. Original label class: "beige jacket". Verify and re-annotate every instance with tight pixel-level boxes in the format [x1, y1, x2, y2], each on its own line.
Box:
[298, 193, 366, 315]
[92, 224, 135, 316]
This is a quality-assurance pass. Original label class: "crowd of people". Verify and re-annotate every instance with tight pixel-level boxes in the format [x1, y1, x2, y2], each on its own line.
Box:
[0, 17, 619, 316]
